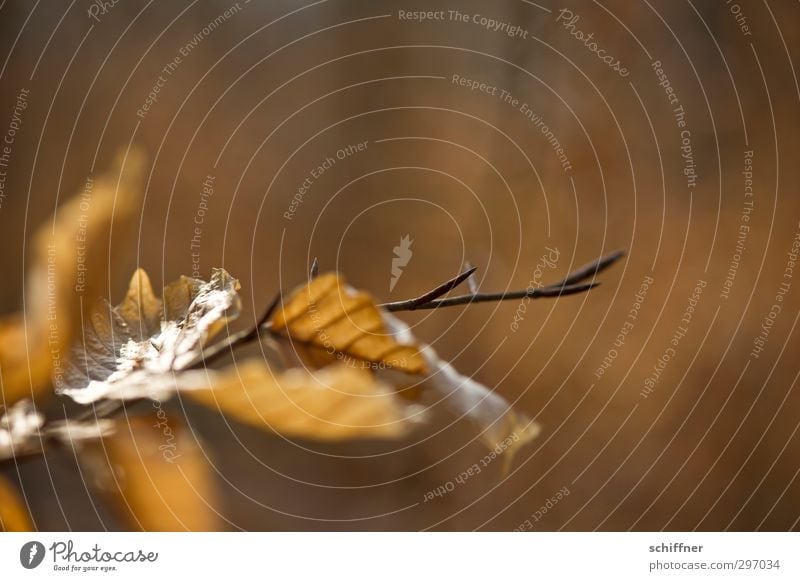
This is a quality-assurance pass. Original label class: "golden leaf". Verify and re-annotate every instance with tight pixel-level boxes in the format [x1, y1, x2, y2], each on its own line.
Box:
[0, 315, 50, 406]
[0, 150, 145, 406]
[186, 359, 422, 440]
[81, 416, 219, 531]
[0, 475, 33, 532]
[271, 273, 427, 375]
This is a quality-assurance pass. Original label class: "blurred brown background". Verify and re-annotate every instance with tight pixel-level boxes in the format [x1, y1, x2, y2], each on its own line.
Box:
[0, 0, 799, 530]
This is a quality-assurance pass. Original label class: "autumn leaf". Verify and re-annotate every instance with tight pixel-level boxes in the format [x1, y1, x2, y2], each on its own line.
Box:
[270, 273, 427, 374]
[0, 400, 114, 461]
[186, 360, 423, 440]
[0, 316, 50, 407]
[383, 312, 540, 470]
[80, 416, 219, 531]
[0, 474, 33, 532]
[0, 400, 44, 460]
[60, 266, 423, 442]
[0, 149, 145, 406]
[60, 267, 241, 403]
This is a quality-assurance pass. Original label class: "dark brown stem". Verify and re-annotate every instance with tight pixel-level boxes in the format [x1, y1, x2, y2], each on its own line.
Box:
[188, 291, 283, 369]
[385, 281, 599, 311]
[194, 250, 623, 362]
[381, 249, 624, 312]
[381, 266, 477, 312]
[545, 249, 625, 289]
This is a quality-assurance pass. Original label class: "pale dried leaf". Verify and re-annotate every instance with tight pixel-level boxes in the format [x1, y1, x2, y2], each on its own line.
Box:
[0, 400, 113, 460]
[186, 359, 423, 440]
[61, 268, 241, 403]
[0, 475, 33, 532]
[0, 400, 44, 460]
[383, 312, 540, 469]
[271, 273, 427, 374]
[81, 416, 219, 531]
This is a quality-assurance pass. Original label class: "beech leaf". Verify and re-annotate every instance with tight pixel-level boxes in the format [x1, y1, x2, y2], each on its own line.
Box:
[186, 359, 423, 440]
[270, 273, 428, 374]
[0, 475, 33, 532]
[0, 150, 145, 406]
[80, 416, 219, 531]
[60, 268, 241, 403]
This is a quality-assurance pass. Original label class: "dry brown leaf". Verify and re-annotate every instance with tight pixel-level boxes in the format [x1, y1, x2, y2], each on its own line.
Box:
[0, 150, 145, 406]
[0, 474, 33, 532]
[81, 416, 219, 531]
[61, 267, 240, 403]
[186, 359, 422, 440]
[383, 312, 540, 470]
[271, 273, 427, 375]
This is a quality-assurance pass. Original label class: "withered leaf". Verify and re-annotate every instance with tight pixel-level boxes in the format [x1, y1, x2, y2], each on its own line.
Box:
[186, 359, 423, 440]
[60, 267, 241, 404]
[0, 400, 114, 460]
[383, 312, 540, 469]
[0, 475, 33, 532]
[0, 150, 145, 406]
[0, 400, 44, 460]
[271, 273, 427, 374]
[81, 416, 219, 531]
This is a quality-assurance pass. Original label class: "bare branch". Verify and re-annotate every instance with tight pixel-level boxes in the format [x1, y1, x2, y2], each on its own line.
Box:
[544, 249, 625, 289]
[380, 266, 478, 311]
[385, 282, 598, 311]
[192, 250, 623, 363]
[188, 291, 282, 369]
[381, 250, 623, 313]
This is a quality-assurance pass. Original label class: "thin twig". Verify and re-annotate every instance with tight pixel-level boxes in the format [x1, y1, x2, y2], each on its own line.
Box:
[192, 250, 623, 360]
[385, 282, 598, 311]
[543, 249, 625, 289]
[381, 250, 623, 312]
[188, 291, 282, 369]
[381, 266, 478, 311]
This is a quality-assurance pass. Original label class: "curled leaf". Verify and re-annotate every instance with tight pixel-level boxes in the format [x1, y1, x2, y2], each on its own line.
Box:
[186, 359, 423, 440]
[271, 273, 427, 374]
[60, 267, 241, 403]
[0, 475, 33, 532]
[80, 416, 219, 531]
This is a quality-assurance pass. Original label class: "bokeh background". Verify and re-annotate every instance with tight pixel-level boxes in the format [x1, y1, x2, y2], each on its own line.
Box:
[0, 0, 799, 531]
